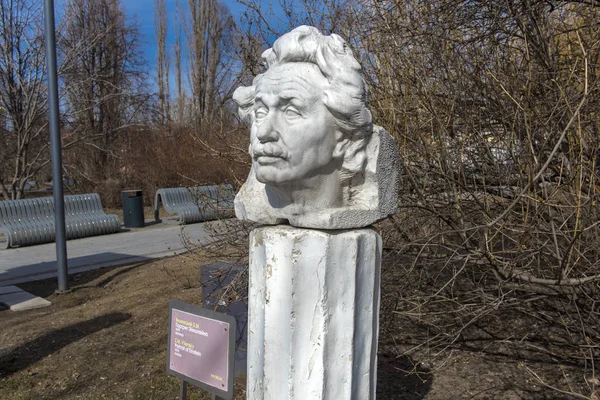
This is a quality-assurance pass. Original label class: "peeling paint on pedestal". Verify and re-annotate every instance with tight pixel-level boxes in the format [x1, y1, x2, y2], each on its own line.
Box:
[247, 226, 381, 400]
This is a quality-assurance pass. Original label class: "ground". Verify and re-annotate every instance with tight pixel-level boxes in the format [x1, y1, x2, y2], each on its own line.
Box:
[0, 256, 233, 400]
[0, 252, 597, 399]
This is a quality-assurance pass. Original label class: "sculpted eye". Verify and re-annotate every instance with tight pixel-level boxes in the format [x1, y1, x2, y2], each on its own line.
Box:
[285, 107, 301, 119]
[254, 107, 268, 120]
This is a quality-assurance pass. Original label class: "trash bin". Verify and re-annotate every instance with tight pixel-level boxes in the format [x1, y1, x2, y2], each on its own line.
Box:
[121, 190, 144, 228]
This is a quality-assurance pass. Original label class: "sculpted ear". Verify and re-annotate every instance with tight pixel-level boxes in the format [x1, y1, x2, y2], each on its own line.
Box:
[333, 130, 350, 159]
[233, 85, 256, 127]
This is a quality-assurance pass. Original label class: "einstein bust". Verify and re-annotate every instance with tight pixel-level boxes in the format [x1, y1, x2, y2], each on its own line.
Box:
[233, 26, 399, 229]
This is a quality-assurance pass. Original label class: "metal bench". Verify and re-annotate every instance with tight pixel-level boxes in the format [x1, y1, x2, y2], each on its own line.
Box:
[154, 184, 236, 224]
[0, 193, 121, 249]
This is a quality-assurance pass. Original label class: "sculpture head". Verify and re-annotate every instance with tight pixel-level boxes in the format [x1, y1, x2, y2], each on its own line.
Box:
[233, 26, 373, 192]
[232, 26, 399, 229]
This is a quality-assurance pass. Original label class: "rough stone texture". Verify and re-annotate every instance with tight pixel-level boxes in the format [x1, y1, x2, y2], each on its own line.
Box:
[247, 226, 381, 400]
[0, 285, 51, 311]
[233, 26, 399, 229]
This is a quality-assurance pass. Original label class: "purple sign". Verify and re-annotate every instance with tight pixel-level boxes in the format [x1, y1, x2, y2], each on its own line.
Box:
[167, 300, 235, 399]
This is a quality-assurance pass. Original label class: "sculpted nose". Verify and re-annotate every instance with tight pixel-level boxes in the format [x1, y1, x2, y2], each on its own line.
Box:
[256, 115, 279, 143]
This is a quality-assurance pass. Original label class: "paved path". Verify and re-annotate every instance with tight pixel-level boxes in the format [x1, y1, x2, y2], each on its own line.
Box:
[0, 222, 211, 286]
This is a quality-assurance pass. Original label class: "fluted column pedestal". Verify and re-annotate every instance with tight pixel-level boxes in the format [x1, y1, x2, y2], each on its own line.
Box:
[247, 226, 381, 400]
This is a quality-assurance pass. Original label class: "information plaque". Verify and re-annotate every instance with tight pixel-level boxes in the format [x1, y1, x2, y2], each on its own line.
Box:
[167, 300, 236, 399]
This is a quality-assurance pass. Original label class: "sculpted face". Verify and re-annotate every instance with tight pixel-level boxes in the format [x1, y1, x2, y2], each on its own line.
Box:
[250, 63, 343, 185]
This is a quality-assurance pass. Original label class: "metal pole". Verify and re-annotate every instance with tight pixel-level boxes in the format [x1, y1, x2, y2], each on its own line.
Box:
[179, 380, 187, 400]
[43, 0, 69, 293]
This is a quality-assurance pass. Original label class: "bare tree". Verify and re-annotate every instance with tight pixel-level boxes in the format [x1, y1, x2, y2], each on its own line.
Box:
[173, 0, 185, 124]
[61, 0, 149, 183]
[184, 0, 235, 127]
[186, 0, 206, 127]
[154, 0, 169, 126]
[0, 0, 51, 200]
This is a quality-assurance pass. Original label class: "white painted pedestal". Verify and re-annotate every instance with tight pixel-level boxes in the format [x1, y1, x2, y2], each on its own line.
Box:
[247, 226, 382, 400]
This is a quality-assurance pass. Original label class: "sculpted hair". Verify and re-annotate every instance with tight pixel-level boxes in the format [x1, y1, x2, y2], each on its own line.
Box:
[233, 25, 373, 176]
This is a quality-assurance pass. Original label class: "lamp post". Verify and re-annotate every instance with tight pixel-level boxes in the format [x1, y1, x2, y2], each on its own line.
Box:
[43, 0, 69, 293]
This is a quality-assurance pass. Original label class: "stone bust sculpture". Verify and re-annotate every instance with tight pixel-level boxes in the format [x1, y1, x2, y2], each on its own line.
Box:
[233, 26, 399, 229]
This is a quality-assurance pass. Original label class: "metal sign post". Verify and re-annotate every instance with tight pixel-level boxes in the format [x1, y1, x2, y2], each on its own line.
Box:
[178, 381, 224, 400]
[179, 380, 187, 399]
[43, 0, 69, 293]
